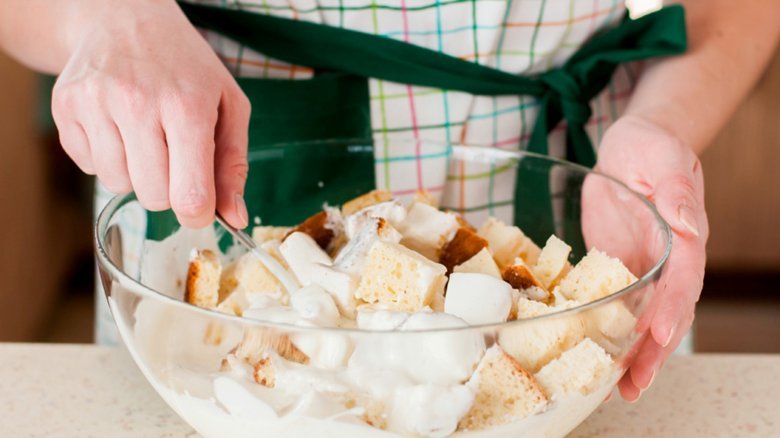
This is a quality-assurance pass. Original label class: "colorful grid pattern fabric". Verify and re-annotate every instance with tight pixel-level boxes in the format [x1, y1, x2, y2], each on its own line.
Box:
[188, 0, 636, 221]
[94, 0, 640, 344]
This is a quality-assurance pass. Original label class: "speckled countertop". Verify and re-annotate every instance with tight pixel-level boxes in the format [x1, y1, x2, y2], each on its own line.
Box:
[1, 344, 777, 437]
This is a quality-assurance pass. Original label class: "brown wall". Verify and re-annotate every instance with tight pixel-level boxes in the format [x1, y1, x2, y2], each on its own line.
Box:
[0, 53, 89, 341]
[701, 48, 780, 271]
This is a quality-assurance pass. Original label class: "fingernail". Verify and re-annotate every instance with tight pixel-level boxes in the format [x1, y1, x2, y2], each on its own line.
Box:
[235, 193, 249, 228]
[663, 326, 675, 347]
[604, 392, 612, 403]
[678, 203, 700, 237]
[646, 369, 656, 389]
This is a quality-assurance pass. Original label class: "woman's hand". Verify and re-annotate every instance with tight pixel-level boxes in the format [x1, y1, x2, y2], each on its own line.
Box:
[51, 0, 251, 228]
[593, 115, 709, 401]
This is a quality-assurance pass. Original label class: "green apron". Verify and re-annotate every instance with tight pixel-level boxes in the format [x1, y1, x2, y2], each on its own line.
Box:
[147, 3, 686, 249]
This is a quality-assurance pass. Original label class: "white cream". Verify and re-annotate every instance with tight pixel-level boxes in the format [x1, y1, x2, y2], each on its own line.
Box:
[279, 232, 333, 286]
[444, 273, 513, 325]
[356, 308, 410, 331]
[390, 384, 475, 438]
[308, 263, 359, 319]
[124, 224, 623, 438]
[349, 311, 485, 387]
[289, 285, 341, 327]
[345, 201, 407, 239]
[335, 217, 402, 276]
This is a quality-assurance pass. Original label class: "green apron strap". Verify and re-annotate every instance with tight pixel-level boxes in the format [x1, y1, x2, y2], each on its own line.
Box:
[173, 2, 685, 247]
[177, 2, 686, 164]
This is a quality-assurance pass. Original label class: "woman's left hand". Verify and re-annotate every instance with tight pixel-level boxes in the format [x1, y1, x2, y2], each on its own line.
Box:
[594, 114, 709, 401]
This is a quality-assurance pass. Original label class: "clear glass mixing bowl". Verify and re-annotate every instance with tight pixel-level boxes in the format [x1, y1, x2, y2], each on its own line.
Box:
[95, 140, 671, 438]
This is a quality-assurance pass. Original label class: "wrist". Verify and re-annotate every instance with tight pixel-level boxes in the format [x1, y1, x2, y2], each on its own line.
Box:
[618, 112, 696, 155]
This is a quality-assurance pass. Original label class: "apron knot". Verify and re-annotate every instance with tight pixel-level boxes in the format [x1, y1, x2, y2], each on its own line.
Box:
[539, 69, 592, 126]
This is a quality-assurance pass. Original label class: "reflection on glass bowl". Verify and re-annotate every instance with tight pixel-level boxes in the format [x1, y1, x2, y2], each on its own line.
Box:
[95, 141, 671, 438]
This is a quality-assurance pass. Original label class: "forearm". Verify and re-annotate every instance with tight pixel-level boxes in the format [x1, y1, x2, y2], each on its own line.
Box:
[625, 0, 780, 154]
[0, 0, 175, 75]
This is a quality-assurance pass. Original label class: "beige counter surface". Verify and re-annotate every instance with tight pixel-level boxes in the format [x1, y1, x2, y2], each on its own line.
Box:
[0, 344, 777, 437]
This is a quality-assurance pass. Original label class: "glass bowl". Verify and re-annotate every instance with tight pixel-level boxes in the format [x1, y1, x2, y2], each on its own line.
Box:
[95, 140, 671, 438]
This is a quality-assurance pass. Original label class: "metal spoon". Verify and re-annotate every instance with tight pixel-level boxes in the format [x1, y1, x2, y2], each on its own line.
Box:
[214, 213, 299, 293]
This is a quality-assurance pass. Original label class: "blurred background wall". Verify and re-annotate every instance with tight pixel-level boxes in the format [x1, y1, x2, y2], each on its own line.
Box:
[0, 48, 778, 351]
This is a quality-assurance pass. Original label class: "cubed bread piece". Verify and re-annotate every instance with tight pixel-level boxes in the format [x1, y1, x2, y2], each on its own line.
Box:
[253, 355, 276, 388]
[308, 263, 360, 319]
[439, 227, 489, 273]
[430, 288, 446, 312]
[203, 322, 227, 345]
[533, 235, 572, 289]
[453, 247, 501, 278]
[287, 211, 336, 250]
[344, 201, 407, 239]
[279, 232, 333, 287]
[233, 327, 309, 365]
[502, 258, 551, 304]
[397, 203, 460, 261]
[335, 217, 402, 276]
[498, 298, 585, 372]
[251, 226, 292, 244]
[184, 249, 222, 309]
[557, 249, 638, 302]
[508, 289, 521, 320]
[478, 217, 541, 267]
[218, 252, 284, 301]
[459, 345, 548, 431]
[450, 211, 477, 232]
[342, 190, 394, 216]
[444, 273, 513, 325]
[354, 241, 447, 312]
[586, 301, 637, 341]
[534, 338, 614, 397]
[414, 189, 439, 208]
[343, 394, 388, 430]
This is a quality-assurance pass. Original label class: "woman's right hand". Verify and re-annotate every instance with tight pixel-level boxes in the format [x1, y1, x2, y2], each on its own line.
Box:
[52, 0, 251, 229]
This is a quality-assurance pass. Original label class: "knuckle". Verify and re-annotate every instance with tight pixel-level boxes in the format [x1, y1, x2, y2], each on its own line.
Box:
[163, 91, 216, 121]
[51, 82, 80, 115]
[171, 190, 213, 218]
[114, 80, 149, 115]
[138, 194, 171, 212]
[235, 91, 252, 118]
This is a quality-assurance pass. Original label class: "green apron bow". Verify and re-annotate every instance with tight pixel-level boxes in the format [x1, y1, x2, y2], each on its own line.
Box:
[179, 2, 686, 166]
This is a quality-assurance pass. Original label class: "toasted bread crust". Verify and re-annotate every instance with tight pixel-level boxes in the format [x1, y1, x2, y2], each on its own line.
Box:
[502, 264, 541, 289]
[439, 227, 489, 273]
[235, 328, 310, 365]
[342, 190, 393, 216]
[184, 249, 221, 309]
[253, 356, 276, 388]
[287, 211, 334, 250]
[459, 346, 548, 431]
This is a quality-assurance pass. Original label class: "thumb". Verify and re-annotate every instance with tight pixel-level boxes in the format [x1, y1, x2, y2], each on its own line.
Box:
[652, 166, 703, 239]
[215, 86, 251, 229]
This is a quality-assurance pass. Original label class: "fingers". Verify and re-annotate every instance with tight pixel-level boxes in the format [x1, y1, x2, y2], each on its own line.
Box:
[117, 116, 171, 211]
[214, 87, 251, 229]
[622, 304, 695, 401]
[162, 95, 219, 228]
[51, 85, 95, 175]
[650, 156, 705, 240]
[82, 114, 132, 194]
[618, 372, 641, 402]
[56, 121, 95, 175]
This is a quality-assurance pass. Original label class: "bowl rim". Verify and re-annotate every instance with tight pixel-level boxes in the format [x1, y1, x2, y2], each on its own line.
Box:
[94, 141, 672, 334]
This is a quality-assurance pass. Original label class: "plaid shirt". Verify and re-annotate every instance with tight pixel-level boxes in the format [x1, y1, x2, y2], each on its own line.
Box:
[95, 0, 643, 344]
